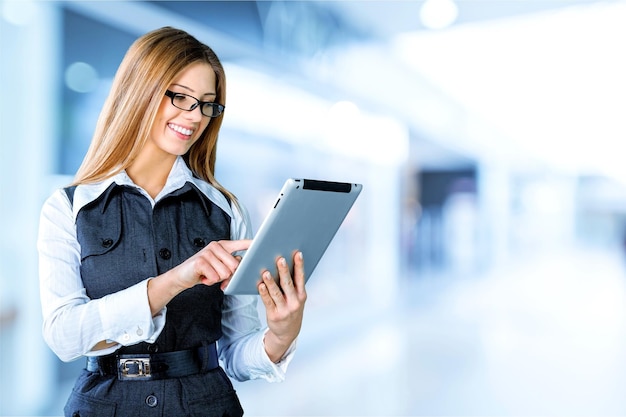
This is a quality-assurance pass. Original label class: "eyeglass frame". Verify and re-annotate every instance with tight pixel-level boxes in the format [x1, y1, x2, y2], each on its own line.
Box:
[164, 89, 225, 118]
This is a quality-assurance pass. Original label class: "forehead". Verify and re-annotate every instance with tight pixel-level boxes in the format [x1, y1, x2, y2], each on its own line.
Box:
[172, 62, 217, 93]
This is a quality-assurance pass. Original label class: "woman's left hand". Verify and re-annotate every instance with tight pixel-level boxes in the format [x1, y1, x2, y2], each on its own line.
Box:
[258, 251, 307, 363]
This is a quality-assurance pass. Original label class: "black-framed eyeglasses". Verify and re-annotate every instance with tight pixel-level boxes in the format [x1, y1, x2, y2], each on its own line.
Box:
[164, 90, 225, 118]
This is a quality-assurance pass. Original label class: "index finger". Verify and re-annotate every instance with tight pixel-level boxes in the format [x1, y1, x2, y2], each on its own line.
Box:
[219, 239, 252, 254]
[293, 251, 306, 293]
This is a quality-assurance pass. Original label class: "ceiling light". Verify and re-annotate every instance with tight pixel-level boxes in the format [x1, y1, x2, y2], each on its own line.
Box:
[420, 0, 459, 30]
[65, 62, 99, 93]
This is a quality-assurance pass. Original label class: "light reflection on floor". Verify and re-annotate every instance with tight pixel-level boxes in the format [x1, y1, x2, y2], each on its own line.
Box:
[233, 244, 626, 416]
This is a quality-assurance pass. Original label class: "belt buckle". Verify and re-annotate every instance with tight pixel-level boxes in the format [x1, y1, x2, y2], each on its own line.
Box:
[118, 354, 152, 380]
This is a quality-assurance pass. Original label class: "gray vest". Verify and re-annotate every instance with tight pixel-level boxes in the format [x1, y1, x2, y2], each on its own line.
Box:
[69, 182, 231, 354]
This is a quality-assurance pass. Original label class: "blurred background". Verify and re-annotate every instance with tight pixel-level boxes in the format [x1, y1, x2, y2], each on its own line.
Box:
[2, 0, 626, 415]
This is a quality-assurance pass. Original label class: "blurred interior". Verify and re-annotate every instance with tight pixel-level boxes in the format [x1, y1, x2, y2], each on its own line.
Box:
[1, 0, 626, 415]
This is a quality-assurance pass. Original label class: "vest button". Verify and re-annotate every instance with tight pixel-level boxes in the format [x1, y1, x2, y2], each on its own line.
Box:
[147, 343, 159, 353]
[158, 248, 171, 260]
[102, 238, 113, 248]
[193, 238, 206, 247]
[145, 394, 158, 407]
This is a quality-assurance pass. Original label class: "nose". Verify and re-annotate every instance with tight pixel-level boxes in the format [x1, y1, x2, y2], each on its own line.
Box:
[184, 105, 204, 121]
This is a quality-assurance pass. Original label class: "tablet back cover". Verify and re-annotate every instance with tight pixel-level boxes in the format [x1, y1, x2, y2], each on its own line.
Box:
[224, 179, 362, 295]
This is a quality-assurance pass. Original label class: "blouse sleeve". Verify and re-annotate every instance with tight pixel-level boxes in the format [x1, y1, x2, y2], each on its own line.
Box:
[37, 189, 166, 362]
[218, 199, 297, 382]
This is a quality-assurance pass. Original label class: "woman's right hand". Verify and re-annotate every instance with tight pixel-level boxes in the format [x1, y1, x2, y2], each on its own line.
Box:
[174, 239, 252, 290]
[147, 239, 251, 315]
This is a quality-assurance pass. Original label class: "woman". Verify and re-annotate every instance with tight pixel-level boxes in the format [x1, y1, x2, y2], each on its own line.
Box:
[38, 26, 307, 416]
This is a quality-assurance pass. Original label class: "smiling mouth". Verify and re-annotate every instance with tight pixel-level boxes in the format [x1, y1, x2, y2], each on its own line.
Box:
[168, 123, 193, 136]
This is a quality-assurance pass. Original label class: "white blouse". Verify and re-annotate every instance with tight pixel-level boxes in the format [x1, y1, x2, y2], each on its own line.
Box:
[37, 156, 295, 382]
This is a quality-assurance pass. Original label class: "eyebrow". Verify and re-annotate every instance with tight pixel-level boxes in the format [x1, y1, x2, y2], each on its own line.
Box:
[171, 83, 216, 97]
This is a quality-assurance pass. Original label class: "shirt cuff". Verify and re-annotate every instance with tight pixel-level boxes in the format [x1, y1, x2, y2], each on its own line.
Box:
[247, 328, 297, 382]
[97, 278, 166, 347]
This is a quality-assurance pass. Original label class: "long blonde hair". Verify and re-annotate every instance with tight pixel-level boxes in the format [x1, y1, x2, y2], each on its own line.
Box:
[73, 26, 236, 202]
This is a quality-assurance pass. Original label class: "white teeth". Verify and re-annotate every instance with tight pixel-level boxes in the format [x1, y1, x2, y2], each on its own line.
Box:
[169, 123, 193, 136]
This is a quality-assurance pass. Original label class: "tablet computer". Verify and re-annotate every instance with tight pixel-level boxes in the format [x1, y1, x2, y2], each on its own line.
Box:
[224, 178, 362, 295]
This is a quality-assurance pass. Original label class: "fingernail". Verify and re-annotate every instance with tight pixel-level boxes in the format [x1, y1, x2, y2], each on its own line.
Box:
[297, 251, 303, 261]
[279, 257, 287, 267]
[263, 271, 271, 280]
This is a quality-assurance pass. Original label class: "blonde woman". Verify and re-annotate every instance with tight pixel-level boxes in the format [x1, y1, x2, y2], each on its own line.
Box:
[38, 26, 307, 416]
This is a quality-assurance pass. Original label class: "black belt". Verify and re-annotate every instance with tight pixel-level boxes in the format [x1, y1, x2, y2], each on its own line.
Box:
[86, 343, 219, 381]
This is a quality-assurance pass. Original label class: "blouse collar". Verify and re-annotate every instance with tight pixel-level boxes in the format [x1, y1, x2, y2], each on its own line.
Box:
[70, 156, 232, 220]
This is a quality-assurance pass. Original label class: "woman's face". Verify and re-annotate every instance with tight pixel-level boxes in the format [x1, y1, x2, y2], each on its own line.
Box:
[149, 62, 217, 158]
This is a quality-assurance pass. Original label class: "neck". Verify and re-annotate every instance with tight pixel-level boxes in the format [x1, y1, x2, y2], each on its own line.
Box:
[127, 151, 177, 199]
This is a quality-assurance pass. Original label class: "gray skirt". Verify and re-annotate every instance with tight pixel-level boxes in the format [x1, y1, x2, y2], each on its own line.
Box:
[63, 367, 244, 417]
